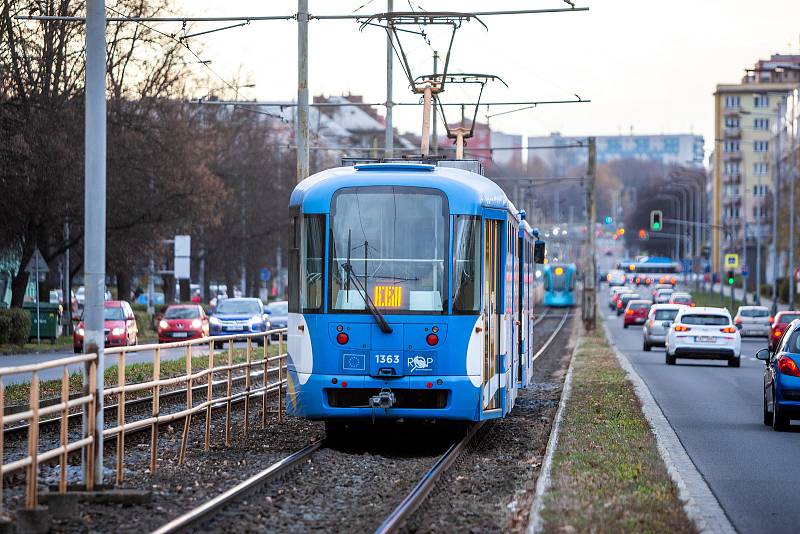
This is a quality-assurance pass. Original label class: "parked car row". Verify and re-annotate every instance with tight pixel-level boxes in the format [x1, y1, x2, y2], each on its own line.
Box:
[73, 298, 289, 352]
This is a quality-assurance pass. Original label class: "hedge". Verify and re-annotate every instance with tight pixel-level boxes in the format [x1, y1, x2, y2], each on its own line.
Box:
[0, 309, 33, 345]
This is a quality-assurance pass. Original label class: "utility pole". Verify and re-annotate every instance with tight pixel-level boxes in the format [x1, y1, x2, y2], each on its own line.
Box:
[583, 137, 596, 331]
[431, 51, 439, 155]
[84, 0, 106, 486]
[63, 221, 72, 336]
[742, 220, 748, 305]
[384, 0, 393, 159]
[755, 169, 763, 304]
[772, 104, 783, 313]
[790, 139, 796, 308]
[296, 0, 310, 182]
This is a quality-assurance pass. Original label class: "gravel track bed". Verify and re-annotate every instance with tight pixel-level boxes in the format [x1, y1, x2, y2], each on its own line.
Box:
[401, 310, 576, 533]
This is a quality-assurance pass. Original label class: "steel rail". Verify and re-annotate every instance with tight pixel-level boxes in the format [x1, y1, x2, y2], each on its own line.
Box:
[374, 421, 485, 534]
[150, 439, 324, 534]
[533, 311, 570, 362]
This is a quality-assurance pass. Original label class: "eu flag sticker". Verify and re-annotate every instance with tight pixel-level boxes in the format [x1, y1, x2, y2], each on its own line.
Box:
[342, 353, 366, 371]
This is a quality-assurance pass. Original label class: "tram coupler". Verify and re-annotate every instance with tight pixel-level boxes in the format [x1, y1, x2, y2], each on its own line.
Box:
[369, 387, 396, 410]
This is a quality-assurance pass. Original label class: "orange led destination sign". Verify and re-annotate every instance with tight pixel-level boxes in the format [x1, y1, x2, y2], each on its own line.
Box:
[374, 286, 402, 308]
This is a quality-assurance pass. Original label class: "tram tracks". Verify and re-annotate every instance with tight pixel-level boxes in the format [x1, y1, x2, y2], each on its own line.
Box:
[147, 308, 574, 534]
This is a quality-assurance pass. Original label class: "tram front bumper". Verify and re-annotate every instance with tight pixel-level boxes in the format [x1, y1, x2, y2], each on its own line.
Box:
[285, 373, 483, 421]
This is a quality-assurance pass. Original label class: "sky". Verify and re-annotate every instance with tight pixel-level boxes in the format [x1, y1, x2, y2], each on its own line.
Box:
[171, 0, 800, 159]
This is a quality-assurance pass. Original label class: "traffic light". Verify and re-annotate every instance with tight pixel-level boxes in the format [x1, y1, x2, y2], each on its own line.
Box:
[650, 210, 663, 231]
[727, 270, 735, 285]
[638, 228, 647, 240]
[604, 216, 613, 225]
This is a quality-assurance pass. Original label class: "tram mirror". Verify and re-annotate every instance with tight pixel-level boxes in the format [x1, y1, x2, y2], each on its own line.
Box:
[533, 240, 546, 264]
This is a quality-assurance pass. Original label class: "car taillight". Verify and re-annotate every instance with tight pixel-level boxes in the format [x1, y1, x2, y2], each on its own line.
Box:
[769, 316, 774, 324]
[635, 277, 641, 284]
[773, 329, 783, 338]
[626, 309, 634, 315]
[617, 301, 623, 308]
[336, 332, 349, 345]
[735, 317, 742, 324]
[778, 356, 800, 377]
[674, 325, 691, 332]
[720, 327, 736, 333]
[670, 277, 677, 285]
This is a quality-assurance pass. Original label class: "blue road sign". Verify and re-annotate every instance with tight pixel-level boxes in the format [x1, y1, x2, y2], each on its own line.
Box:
[260, 268, 271, 282]
[742, 265, 749, 277]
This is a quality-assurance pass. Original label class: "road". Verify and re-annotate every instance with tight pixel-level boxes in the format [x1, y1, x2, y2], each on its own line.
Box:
[602, 285, 800, 534]
[0, 341, 255, 385]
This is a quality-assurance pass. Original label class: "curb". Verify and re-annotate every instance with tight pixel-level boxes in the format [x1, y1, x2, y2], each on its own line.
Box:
[526, 331, 581, 534]
[601, 319, 736, 534]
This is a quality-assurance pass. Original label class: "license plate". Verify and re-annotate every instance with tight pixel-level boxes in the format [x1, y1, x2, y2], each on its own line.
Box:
[173, 332, 188, 338]
[696, 336, 716, 343]
[225, 325, 243, 331]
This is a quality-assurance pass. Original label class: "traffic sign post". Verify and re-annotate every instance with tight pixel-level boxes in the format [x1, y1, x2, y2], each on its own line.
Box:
[724, 254, 739, 270]
[25, 248, 49, 344]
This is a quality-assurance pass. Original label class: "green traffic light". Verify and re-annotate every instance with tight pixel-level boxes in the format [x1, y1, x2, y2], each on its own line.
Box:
[728, 277, 735, 285]
[652, 222, 661, 230]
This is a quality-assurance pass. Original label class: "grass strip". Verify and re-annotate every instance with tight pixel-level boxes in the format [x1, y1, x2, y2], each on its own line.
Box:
[3, 343, 282, 407]
[540, 323, 696, 533]
[690, 290, 742, 313]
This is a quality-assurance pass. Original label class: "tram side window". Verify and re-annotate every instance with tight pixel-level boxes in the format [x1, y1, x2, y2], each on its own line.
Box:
[288, 215, 325, 314]
[452, 216, 480, 313]
[302, 215, 325, 312]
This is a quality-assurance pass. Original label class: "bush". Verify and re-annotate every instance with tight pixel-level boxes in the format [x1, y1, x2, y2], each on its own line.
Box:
[0, 309, 32, 345]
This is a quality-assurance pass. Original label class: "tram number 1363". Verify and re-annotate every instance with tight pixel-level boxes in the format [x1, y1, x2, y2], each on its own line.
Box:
[375, 354, 401, 364]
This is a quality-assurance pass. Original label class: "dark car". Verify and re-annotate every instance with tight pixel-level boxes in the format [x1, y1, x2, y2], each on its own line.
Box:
[266, 300, 288, 342]
[758, 319, 800, 431]
[209, 298, 270, 346]
[616, 293, 641, 316]
[73, 301, 138, 353]
[769, 311, 800, 351]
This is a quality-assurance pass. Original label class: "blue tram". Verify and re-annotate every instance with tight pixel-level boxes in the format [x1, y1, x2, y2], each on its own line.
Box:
[286, 162, 545, 426]
[543, 263, 576, 307]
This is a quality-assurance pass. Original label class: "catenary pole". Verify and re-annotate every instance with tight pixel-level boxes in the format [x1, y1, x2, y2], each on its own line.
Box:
[772, 104, 783, 313]
[84, 0, 106, 485]
[583, 137, 596, 331]
[790, 132, 796, 308]
[431, 51, 439, 155]
[384, 0, 393, 159]
[296, 0, 309, 182]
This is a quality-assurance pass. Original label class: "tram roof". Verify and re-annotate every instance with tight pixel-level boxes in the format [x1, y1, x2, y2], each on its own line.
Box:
[289, 164, 515, 215]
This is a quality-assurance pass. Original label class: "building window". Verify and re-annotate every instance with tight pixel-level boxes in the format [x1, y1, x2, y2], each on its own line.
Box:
[754, 118, 770, 130]
[754, 95, 769, 108]
[725, 117, 740, 127]
[754, 140, 769, 152]
[753, 163, 769, 176]
[724, 95, 741, 108]
[753, 184, 769, 196]
[724, 140, 740, 152]
[724, 161, 740, 175]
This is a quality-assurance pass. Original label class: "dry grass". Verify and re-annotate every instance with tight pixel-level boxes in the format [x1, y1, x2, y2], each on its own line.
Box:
[540, 324, 696, 533]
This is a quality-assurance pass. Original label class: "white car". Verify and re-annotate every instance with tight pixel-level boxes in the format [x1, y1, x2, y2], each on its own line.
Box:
[665, 307, 741, 367]
[607, 269, 627, 286]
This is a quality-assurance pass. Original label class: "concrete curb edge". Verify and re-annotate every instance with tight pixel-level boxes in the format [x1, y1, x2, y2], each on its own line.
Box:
[526, 330, 581, 534]
[601, 319, 736, 534]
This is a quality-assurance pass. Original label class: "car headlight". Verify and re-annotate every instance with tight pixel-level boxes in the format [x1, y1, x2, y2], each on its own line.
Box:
[249, 316, 263, 326]
[159, 320, 169, 330]
[209, 316, 221, 326]
[191, 319, 202, 329]
[112, 327, 124, 336]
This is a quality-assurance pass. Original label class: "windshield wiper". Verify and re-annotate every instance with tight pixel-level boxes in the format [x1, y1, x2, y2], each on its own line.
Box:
[342, 236, 392, 334]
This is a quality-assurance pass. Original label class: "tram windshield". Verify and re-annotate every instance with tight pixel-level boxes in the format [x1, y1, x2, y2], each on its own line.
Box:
[329, 186, 448, 313]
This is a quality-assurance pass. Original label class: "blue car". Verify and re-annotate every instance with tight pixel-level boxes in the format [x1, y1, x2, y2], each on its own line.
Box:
[209, 297, 270, 346]
[758, 319, 800, 431]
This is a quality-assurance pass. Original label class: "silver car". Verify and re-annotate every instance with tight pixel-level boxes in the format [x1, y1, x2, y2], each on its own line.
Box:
[642, 304, 683, 351]
[654, 288, 674, 304]
[734, 306, 771, 337]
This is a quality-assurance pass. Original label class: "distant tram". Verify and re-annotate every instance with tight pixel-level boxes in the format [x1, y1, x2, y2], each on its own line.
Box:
[286, 161, 545, 431]
[543, 263, 577, 307]
[616, 257, 680, 286]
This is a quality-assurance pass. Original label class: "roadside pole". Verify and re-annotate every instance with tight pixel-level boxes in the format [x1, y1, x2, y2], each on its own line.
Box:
[296, 0, 310, 182]
[431, 51, 439, 155]
[35, 257, 40, 344]
[384, 0, 393, 159]
[84, 0, 106, 485]
[771, 104, 782, 314]
[742, 220, 748, 305]
[583, 137, 596, 331]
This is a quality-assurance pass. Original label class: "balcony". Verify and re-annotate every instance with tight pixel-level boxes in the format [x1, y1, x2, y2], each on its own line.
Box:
[723, 216, 740, 227]
[723, 195, 741, 206]
[723, 151, 742, 161]
[723, 127, 742, 139]
[722, 173, 741, 185]
[723, 106, 742, 116]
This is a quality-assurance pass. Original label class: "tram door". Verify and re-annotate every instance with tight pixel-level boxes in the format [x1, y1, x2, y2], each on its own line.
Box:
[482, 217, 502, 413]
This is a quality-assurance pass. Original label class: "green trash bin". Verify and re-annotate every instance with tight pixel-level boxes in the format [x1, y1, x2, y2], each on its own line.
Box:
[22, 302, 61, 343]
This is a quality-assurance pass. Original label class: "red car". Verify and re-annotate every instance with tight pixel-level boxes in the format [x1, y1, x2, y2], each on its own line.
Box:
[769, 311, 800, 351]
[158, 304, 209, 343]
[624, 300, 652, 328]
[74, 301, 138, 353]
